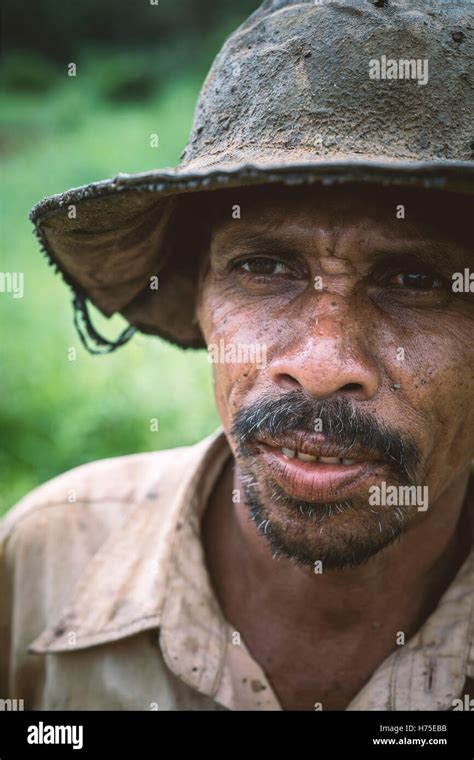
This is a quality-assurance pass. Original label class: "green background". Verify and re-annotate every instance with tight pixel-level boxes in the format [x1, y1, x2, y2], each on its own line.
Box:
[1, 0, 259, 514]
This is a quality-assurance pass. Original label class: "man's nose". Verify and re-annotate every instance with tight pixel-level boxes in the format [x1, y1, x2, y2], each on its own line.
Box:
[268, 307, 380, 402]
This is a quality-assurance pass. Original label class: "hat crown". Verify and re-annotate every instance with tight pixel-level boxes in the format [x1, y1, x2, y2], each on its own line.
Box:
[180, 0, 474, 170]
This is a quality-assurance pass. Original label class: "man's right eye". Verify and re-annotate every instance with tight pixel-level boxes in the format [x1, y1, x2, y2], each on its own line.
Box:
[236, 257, 292, 276]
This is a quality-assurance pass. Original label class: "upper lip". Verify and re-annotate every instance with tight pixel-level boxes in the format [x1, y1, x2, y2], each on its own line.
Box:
[256, 433, 383, 463]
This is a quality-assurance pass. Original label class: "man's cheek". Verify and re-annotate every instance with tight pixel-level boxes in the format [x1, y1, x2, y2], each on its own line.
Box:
[209, 344, 263, 430]
[199, 285, 252, 344]
[404, 352, 474, 472]
[211, 364, 233, 427]
[380, 323, 470, 399]
[426, 364, 474, 459]
[202, 288, 275, 366]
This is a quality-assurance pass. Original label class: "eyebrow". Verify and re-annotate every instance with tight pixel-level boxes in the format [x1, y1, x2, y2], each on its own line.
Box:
[368, 245, 471, 274]
[212, 231, 471, 272]
[211, 232, 300, 260]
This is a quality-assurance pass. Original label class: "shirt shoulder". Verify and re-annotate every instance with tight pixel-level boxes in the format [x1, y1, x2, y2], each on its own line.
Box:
[0, 432, 225, 695]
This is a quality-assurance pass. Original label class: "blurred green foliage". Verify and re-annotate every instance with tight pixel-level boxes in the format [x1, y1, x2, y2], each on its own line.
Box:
[3, 0, 258, 59]
[0, 3, 260, 514]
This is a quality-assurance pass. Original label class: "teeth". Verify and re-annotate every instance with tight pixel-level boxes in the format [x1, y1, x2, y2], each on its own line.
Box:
[297, 452, 318, 462]
[279, 449, 358, 465]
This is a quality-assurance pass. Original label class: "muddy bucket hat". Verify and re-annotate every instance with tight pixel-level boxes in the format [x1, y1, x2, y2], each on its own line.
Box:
[30, 0, 474, 353]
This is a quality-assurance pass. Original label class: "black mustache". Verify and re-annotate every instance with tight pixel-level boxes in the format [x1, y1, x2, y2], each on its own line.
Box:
[231, 392, 420, 483]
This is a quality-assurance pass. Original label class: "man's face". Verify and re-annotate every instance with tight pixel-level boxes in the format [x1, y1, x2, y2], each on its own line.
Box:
[196, 184, 474, 570]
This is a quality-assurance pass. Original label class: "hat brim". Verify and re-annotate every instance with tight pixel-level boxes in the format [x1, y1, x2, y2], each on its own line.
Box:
[30, 158, 474, 351]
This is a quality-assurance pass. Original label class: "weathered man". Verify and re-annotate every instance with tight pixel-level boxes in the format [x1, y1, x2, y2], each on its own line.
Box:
[1, 0, 473, 711]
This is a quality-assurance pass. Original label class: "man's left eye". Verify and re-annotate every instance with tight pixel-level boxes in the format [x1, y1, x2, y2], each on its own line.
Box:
[388, 272, 444, 290]
[238, 257, 292, 276]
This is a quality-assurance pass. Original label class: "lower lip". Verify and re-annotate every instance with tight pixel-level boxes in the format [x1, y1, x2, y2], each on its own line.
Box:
[258, 445, 385, 502]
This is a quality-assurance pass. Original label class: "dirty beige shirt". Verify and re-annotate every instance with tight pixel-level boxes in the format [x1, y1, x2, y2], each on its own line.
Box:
[1, 429, 473, 711]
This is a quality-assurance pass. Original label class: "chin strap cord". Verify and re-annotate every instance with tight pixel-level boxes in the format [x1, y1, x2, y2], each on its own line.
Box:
[72, 292, 136, 355]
